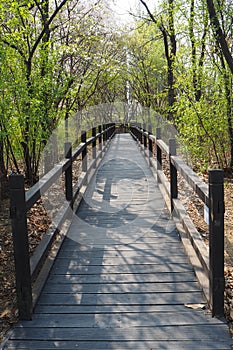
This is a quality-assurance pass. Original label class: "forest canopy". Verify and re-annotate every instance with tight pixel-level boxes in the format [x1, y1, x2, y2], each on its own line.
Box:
[0, 0, 233, 196]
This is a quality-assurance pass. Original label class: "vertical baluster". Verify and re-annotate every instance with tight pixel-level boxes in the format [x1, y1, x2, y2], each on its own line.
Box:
[169, 138, 178, 212]
[81, 130, 87, 172]
[64, 142, 73, 209]
[9, 174, 32, 320]
[209, 170, 224, 317]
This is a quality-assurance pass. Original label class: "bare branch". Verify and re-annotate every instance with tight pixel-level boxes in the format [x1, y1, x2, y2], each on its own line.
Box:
[139, 0, 157, 24]
[29, 0, 69, 61]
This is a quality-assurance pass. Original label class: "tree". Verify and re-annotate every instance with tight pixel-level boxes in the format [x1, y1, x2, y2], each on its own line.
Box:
[0, 0, 69, 183]
[0, 0, 126, 187]
[205, 0, 233, 167]
[188, 0, 208, 101]
[52, 1, 127, 131]
[126, 21, 167, 112]
[168, 0, 233, 169]
[206, 0, 233, 74]
[139, 0, 177, 120]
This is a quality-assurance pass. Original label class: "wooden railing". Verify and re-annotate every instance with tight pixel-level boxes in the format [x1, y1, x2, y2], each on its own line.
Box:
[130, 123, 225, 318]
[9, 123, 116, 320]
[9, 122, 225, 320]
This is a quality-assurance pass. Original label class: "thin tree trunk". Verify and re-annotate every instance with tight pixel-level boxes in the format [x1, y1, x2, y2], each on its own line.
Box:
[219, 51, 233, 168]
[206, 0, 233, 74]
[0, 139, 8, 199]
[139, 0, 177, 121]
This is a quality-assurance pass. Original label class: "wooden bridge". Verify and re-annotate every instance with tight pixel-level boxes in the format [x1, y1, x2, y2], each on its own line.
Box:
[2, 124, 232, 349]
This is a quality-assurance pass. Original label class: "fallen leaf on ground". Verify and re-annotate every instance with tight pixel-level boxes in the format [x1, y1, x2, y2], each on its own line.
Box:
[185, 303, 206, 310]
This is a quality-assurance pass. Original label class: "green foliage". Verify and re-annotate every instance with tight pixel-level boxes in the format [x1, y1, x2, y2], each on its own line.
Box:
[127, 21, 167, 112]
[174, 64, 230, 170]
[172, 0, 233, 170]
[1, 0, 233, 182]
[0, 0, 127, 182]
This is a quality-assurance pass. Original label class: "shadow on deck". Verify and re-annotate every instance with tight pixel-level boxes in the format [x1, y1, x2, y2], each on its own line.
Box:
[2, 133, 232, 349]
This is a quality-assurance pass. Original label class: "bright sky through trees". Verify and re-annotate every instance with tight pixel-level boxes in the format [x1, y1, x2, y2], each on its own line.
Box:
[111, 0, 156, 24]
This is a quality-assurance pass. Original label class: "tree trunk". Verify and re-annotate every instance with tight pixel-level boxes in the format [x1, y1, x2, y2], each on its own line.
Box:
[167, 0, 176, 120]
[206, 0, 233, 74]
[219, 53, 233, 168]
[139, 0, 177, 121]
[207, 0, 233, 168]
[0, 139, 8, 199]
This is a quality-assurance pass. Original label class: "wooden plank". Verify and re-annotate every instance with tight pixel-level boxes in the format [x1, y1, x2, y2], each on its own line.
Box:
[50, 263, 193, 275]
[9, 325, 231, 341]
[177, 221, 210, 304]
[67, 243, 183, 249]
[62, 239, 181, 247]
[173, 198, 209, 272]
[61, 242, 184, 251]
[18, 311, 224, 328]
[64, 228, 180, 239]
[42, 281, 200, 294]
[46, 271, 197, 284]
[62, 236, 180, 245]
[4, 134, 232, 350]
[58, 248, 186, 258]
[34, 304, 204, 314]
[156, 138, 170, 155]
[3, 340, 232, 350]
[53, 255, 191, 266]
[37, 291, 203, 305]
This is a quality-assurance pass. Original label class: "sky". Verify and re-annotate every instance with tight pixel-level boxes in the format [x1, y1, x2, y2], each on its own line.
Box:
[111, 0, 156, 25]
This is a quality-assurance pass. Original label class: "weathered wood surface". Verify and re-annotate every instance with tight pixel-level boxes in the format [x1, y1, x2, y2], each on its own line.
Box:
[2, 134, 232, 349]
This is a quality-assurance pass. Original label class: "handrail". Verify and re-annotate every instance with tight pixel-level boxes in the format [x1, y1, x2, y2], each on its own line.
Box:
[26, 128, 112, 209]
[130, 123, 225, 318]
[170, 155, 209, 206]
[26, 160, 67, 210]
[9, 123, 116, 320]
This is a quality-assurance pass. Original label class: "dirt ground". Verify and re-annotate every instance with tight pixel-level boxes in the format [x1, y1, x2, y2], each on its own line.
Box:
[0, 176, 233, 343]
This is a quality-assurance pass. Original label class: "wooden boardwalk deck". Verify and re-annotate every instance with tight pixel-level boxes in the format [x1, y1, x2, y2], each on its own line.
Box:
[2, 134, 232, 349]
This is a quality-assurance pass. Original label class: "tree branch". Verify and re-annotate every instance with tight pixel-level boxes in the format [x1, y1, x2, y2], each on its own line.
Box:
[206, 0, 233, 75]
[139, 0, 157, 24]
[29, 0, 68, 61]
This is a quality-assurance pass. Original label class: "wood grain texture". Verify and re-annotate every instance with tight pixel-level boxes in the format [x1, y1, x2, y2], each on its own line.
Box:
[3, 340, 232, 350]
[3, 134, 232, 349]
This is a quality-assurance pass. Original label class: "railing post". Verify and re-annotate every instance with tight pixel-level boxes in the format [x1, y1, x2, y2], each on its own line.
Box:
[112, 123, 116, 137]
[103, 124, 106, 143]
[148, 124, 153, 157]
[9, 174, 32, 320]
[92, 127, 97, 164]
[143, 123, 147, 149]
[209, 169, 225, 317]
[109, 123, 113, 139]
[132, 124, 136, 140]
[98, 125, 102, 152]
[105, 124, 108, 141]
[81, 130, 87, 172]
[156, 128, 162, 172]
[139, 123, 143, 144]
[106, 123, 110, 140]
[169, 138, 178, 212]
[134, 123, 139, 142]
[109, 123, 115, 138]
[64, 142, 73, 208]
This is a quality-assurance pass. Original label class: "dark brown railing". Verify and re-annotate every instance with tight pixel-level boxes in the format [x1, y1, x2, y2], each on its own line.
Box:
[130, 123, 224, 318]
[9, 123, 116, 320]
[9, 122, 225, 320]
